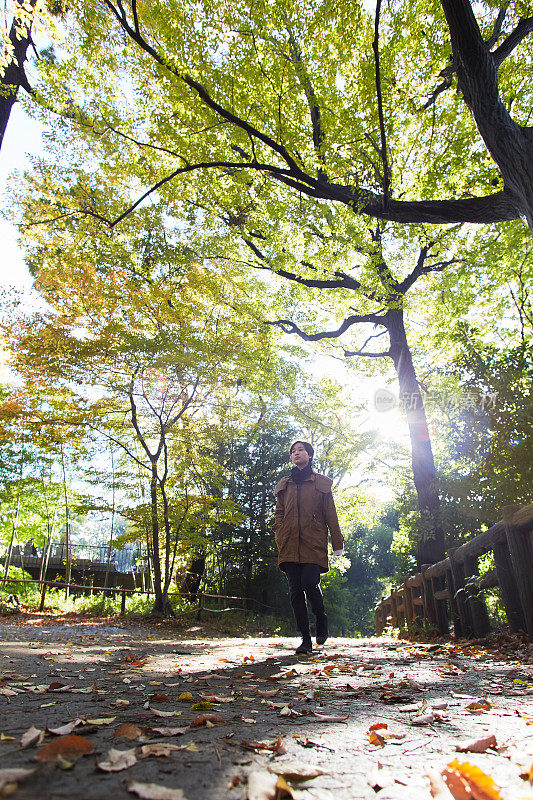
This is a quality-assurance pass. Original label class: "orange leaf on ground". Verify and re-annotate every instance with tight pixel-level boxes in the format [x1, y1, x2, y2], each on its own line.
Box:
[36, 734, 94, 762]
[369, 723, 388, 732]
[114, 724, 143, 740]
[190, 714, 224, 727]
[241, 735, 286, 755]
[149, 693, 170, 703]
[442, 760, 504, 800]
[368, 731, 386, 747]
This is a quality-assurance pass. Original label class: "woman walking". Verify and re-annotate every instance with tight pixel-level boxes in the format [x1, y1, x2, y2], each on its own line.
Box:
[274, 441, 344, 654]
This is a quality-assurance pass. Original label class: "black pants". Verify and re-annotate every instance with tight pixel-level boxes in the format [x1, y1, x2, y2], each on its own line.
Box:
[284, 563, 325, 637]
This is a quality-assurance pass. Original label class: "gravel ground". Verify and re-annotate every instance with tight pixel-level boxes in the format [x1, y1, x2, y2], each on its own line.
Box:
[0, 612, 532, 800]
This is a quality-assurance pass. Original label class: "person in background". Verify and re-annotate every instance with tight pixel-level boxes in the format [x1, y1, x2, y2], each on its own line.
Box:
[274, 441, 344, 654]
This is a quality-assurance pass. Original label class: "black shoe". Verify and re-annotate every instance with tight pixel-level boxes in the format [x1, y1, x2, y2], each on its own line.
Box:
[295, 637, 313, 654]
[316, 613, 328, 645]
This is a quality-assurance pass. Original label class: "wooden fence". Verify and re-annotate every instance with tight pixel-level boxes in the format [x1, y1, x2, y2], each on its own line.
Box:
[0, 576, 275, 620]
[375, 504, 533, 639]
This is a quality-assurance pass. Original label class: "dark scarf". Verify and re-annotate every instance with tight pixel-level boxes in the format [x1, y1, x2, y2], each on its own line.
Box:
[290, 463, 313, 484]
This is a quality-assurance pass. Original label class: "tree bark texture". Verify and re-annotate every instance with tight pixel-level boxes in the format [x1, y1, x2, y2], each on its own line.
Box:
[386, 308, 445, 566]
[440, 0, 533, 228]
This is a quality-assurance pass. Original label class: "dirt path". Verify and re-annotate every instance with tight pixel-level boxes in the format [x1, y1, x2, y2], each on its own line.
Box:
[0, 612, 532, 800]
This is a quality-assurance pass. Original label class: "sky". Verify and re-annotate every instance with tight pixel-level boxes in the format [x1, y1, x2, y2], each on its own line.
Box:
[0, 103, 42, 292]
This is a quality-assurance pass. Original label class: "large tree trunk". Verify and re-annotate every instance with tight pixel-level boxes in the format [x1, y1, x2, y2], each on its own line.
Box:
[440, 0, 533, 230]
[149, 463, 174, 616]
[0, 0, 35, 150]
[386, 308, 445, 566]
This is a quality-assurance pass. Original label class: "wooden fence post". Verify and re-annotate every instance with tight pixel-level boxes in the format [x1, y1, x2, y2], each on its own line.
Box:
[493, 540, 526, 633]
[448, 549, 474, 638]
[120, 590, 126, 616]
[421, 566, 437, 629]
[197, 591, 203, 621]
[445, 566, 462, 638]
[503, 506, 533, 637]
[463, 555, 491, 637]
[404, 583, 414, 627]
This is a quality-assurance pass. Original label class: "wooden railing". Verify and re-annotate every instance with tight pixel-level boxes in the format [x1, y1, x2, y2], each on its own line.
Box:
[375, 504, 533, 639]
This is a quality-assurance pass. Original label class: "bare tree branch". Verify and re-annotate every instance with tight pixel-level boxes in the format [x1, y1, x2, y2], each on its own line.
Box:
[372, 0, 392, 202]
[343, 329, 390, 358]
[492, 16, 533, 67]
[265, 313, 385, 341]
[287, 31, 327, 180]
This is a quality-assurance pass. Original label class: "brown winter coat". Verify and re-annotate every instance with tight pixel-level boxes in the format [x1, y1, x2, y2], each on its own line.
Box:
[273, 472, 344, 573]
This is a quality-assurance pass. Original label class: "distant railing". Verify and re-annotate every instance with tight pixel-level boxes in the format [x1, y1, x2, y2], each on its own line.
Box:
[375, 504, 533, 639]
[3, 541, 150, 575]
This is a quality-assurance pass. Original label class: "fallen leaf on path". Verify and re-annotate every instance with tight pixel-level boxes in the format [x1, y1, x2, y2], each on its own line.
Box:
[442, 759, 504, 800]
[267, 669, 298, 682]
[410, 711, 441, 725]
[0, 768, 35, 794]
[191, 702, 213, 710]
[113, 724, 143, 740]
[279, 706, 299, 717]
[296, 738, 334, 752]
[56, 754, 75, 770]
[46, 719, 83, 736]
[36, 734, 94, 762]
[140, 744, 183, 758]
[151, 726, 190, 737]
[455, 735, 497, 754]
[127, 780, 187, 800]
[97, 748, 137, 772]
[149, 708, 183, 718]
[519, 761, 533, 783]
[247, 770, 278, 800]
[21, 725, 44, 749]
[405, 677, 427, 691]
[0, 734, 15, 742]
[301, 711, 349, 723]
[465, 699, 492, 714]
[198, 693, 234, 703]
[240, 734, 286, 755]
[369, 722, 388, 732]
[190, 714, 224, 727]
[427, 768, 454, 798]
[86, 717, 116, 725]
[269, 764, 326, 781]
[380, 692, 414, 704]
[149, 693, 170, 703]
[367, 765, 396, 791]
[367, 731, 386, 747]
